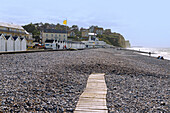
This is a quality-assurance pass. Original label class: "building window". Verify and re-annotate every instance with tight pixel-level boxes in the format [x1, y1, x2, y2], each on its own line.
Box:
[59, 35, 61, 37]
[46, 34, 48, 37]
[55, 34, 57, 37]
[3, 27, 8, 30]
[63, 35, 65, 37]
[51, 34, 53, 37]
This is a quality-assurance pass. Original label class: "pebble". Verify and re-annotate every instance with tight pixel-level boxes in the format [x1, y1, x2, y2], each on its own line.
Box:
[0, 48, 170, 112]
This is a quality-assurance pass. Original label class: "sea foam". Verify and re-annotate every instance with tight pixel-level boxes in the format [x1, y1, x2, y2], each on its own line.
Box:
[128, 47, 170, 60]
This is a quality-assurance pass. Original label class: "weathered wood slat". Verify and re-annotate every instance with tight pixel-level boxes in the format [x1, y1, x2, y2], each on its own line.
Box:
[74, 73, 108, 113]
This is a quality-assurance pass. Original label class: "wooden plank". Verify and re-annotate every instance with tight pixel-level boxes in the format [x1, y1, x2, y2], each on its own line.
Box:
[74, 73, 108, 113]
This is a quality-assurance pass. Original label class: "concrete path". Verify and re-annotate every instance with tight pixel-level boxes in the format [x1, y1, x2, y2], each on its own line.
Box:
[74, 73, 108, 113]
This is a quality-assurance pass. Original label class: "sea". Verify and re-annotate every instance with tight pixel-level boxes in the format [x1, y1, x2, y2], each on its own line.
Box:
[127, 47, 170, 60]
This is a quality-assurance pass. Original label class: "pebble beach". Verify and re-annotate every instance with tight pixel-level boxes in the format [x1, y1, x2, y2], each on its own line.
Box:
[0, 48, 170, 112]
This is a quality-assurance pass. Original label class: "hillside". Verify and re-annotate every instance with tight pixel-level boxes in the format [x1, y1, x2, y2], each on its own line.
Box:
[98, 33, 126, 47]
[23, 23, 128, 48]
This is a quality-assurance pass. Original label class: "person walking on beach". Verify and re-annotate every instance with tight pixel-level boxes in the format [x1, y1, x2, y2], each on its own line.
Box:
[149, 52, 151, 56]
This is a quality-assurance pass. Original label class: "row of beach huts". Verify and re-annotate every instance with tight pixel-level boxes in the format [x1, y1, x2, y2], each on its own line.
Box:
[44, 40, 86, 50]
[0, 34, 27, 52]
[44, 33, 108, 50]
[0, 33, 109, 52]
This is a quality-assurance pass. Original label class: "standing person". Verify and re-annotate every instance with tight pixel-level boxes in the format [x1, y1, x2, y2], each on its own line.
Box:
[58, 45, 60, 49]
[56, 43, 58, 49]
[149, 52, 151, 57]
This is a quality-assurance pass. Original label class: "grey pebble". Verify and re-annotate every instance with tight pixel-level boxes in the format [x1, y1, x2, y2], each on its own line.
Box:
[0, 48, 170, 112]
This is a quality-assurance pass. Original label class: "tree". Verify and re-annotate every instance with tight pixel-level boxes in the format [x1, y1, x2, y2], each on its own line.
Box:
[23, 23, 40, 39]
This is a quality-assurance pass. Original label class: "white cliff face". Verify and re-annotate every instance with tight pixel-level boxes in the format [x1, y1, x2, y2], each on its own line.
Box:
[125, 40, 131, 48]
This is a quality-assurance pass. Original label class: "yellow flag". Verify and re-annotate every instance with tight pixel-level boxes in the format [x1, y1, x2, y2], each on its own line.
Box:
[63, 20, 67, 25]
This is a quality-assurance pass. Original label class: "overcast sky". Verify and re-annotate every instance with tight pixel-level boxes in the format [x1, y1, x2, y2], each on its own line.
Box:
[0, 0, 170, 47]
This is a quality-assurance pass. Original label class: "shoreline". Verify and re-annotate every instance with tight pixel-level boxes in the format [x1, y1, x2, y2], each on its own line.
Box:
[0, 48, 169, 112]
[125, 47, 170, 61]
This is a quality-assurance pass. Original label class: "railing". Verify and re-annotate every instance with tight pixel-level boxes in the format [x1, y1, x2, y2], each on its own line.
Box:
[0, 29, 26, 34]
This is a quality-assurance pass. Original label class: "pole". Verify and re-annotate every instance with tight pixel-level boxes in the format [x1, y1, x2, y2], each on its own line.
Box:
[66, 18, 67, 41]
[65, 19, 67, 49]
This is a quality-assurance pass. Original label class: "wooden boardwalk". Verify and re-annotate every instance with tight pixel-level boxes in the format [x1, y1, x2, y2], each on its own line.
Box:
[74, 73, 108, 113]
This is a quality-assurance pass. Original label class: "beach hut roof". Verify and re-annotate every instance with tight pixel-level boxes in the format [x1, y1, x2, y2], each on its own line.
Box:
[5, 36, 11, 40]
[12, 36, 20, 41]
[20, 37, 26, 41]
[0, 34, 6, 39]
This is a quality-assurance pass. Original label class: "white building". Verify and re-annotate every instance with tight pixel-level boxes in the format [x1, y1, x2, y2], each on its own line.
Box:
[0, 34, 6, 51]
[82, 33, 107, 48]
[13, 36, 21, 51]
[67, 41, 72, 49]
[41, 29, 67, 44]
[67, 41, 85, 49]
[0, 22, 30, 38]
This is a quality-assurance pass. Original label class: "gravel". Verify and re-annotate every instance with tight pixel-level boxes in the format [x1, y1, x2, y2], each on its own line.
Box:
[0, 48, 170, 112]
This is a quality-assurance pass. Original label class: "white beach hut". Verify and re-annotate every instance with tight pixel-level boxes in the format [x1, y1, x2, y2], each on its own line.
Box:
[20, 37, 27, 51]
[52, 40, 56, 50]
[63, 41, 66, 49]
[45, 40, 56, 49]
[77, 43, 80, 49]
[55, 40, 60, 49]
[72, 42, 78, 49]
[67, 41, 72, 49]
[60, 41, 64, 49]
[0, 34, 6, 52]
[81, 43, 86, 49]
[65, 41, 68, 49]
[13, 36, 21, 51]
[79, 43, 83, 49]
[5, 36, 14, 52]
[57, 40, 63, 49]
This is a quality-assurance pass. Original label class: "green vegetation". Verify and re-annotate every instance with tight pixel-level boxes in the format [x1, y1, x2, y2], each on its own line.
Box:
[23, 23, 40, 36]
[98, 33, 126, 47]
[23, 22, 127, 47]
